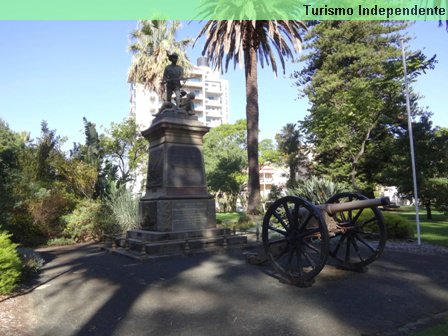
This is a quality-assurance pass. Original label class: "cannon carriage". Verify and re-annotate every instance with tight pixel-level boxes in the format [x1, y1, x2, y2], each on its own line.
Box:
[262, 192, 389, 287]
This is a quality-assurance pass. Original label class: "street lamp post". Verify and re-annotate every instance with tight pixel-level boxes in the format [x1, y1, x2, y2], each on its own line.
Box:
[400, 38, 421, 246]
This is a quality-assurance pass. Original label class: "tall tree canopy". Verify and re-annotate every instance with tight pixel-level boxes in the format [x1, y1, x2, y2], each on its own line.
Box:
[294, 21, 436, 191]
[197, 20, 307, 214]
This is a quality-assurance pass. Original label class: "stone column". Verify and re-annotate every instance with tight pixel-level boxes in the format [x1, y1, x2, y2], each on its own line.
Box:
[138, 111, 216, 232]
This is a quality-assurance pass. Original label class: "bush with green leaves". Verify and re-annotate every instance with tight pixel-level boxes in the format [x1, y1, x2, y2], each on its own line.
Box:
[0, 232, 22, 295]
[267, 184, 284, 202]
[382, 212, 415, 239]
[46, 237, 76, 246]
[17, 247, 44, 280]
[104, 185, 139, 234]
[288, 176, 347, 205]
[27, 186, 76, 239]
[360, 211, 414, 240]
[63, 199, 112, 242]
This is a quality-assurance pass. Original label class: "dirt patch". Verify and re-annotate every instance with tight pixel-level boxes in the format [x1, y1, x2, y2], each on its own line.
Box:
[0, 293, 32, 336]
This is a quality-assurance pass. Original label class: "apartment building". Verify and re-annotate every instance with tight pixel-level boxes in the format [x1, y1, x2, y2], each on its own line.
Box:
[129, 57, 229, 130]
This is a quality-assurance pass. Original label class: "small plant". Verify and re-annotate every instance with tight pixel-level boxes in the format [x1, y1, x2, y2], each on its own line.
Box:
[17, 247, 44, 280]
[0, 232, 22, 295]
[104, 185, 139, 234]
[46, 237, 76, 246]
[288, 176, 347, 205]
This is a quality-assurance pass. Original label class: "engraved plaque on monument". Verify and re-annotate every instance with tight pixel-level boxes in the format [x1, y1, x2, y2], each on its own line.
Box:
[167, 145, 205, 187]
[138, 112, 216, 232]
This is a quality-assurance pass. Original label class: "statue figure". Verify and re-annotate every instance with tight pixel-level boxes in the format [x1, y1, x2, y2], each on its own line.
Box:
[154, 90, 196, 116]
[163, 53, 183, 107]
[179, 91, 196, 115]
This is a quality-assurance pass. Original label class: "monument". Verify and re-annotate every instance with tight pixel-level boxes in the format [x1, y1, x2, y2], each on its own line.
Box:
[113, 53, 246, 257]
[138, 109, 216, 232]
[138, 52, 216, 232]
[107, 54, 247, 259]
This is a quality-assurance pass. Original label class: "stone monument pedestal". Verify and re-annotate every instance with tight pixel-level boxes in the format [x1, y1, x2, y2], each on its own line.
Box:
[139, 111, 216, 232]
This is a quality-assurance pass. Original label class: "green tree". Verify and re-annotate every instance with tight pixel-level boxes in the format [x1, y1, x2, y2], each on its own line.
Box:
[382, 117, 448, 219]
[275, 123, 304, 187]
[7, 122, 76, 245]
[69, 118, 108, 198]
[128, 20, 192, 98]
[203, 120, 247, 212]
[51, 156, 98, 199]
[197, 20, 307, 214]
[101, 117, 148, 191]
[0, 120, 25, 226]
[294, 21, 436, 190]
[259, 139, 281, 166]
[35, 121, 65, 184]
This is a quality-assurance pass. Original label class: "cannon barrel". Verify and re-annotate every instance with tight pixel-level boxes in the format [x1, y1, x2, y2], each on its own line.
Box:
[319, 197, 390, 216]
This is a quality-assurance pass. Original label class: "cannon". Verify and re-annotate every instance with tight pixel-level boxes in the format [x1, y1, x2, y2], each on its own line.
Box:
[261, 192, 389, 287]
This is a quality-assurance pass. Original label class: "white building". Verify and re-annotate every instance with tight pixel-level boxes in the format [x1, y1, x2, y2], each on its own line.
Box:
[129, 57, 229, 130]
[260, 164, 289, 199]
[376, 185, 410, 206]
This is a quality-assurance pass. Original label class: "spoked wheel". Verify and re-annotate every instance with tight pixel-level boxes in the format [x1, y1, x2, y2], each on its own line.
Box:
[262, 196, 329, 287]
[326, 192, 387, 271]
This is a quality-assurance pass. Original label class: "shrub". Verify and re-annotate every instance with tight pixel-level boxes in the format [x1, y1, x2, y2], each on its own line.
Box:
[6, 207, 47, 247]
[104, 186, 139, 234]
[382, 212, 415, 239]
[267, 184, 284, 202]
[63, 199, 111, 243]
[0, 232, 22, 295]
[360, 211, 414, 240]
[46, 237, 76, 246]
[17, 247, 44, 280]
[288, 176, 347, 205]
[28, 187, 76, 238]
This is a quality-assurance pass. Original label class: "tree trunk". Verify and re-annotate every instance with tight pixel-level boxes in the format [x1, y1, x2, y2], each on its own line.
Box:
[245, 45, 261, 215]
[287, 160, 296, 188]
[350, 121, 377, 191]
[425, 200, 432, 220]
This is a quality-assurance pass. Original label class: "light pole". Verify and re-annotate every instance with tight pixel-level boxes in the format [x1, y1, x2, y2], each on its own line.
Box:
[400, 38, 421, 246]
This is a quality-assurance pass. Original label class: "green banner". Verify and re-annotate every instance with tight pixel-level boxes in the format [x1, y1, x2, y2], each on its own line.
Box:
[1, 0, 447, 20]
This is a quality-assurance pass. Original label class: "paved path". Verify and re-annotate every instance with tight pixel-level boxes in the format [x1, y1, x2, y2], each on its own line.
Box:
[17, 243, 448, 336]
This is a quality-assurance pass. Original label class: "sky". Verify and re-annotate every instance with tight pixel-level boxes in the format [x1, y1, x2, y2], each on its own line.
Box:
[0, 20, 446, 151]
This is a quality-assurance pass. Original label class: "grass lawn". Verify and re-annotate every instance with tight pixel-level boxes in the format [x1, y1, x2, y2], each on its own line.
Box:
[410, 319, 448, 336]
[391, 206, 448, 248]
[216, 212, 243, 224]
[217, 208, 448, 247]
[216, 212, 261, 232]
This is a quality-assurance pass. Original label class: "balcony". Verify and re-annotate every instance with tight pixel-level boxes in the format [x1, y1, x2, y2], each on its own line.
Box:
[205, 87, 222, 94]
[205, 99, 221, 106]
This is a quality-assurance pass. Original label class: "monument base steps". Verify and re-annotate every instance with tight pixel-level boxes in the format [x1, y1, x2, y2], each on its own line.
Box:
[103, 228, 249, 261]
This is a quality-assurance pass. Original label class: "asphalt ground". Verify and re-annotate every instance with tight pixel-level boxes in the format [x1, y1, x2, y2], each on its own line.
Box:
[15, 242, 448, 336]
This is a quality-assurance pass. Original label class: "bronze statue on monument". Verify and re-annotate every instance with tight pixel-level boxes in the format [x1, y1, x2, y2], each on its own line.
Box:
[154, 53, 196, 117]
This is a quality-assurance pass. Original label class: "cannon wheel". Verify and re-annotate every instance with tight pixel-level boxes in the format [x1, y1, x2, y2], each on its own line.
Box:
[326, 192, 387, 271]
[262, 196, 329, 287]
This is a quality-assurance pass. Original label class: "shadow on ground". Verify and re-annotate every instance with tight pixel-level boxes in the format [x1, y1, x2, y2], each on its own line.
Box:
[26, 243, 448, 336]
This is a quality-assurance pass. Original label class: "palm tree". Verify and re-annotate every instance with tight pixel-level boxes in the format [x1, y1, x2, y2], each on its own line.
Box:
[196, 20, 307, 214]
[128, 20, 192, 98]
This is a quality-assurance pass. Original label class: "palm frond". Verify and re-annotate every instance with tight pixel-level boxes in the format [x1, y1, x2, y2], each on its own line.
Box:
[127, 20, 193, 96]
